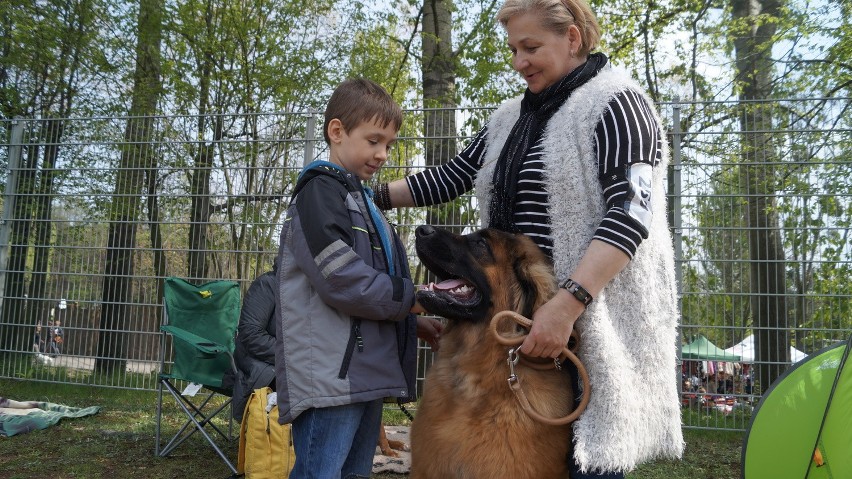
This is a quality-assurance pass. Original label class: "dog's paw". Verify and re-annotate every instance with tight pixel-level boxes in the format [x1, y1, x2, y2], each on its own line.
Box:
[380, 447, 401, 458]
[388, 439, 409, 452]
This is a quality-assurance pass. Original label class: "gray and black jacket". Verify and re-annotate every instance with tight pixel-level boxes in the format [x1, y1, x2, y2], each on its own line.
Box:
[275, 161, 418, 424]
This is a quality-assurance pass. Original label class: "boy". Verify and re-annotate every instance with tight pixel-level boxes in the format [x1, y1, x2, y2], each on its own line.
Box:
[275, 78, 442, 478]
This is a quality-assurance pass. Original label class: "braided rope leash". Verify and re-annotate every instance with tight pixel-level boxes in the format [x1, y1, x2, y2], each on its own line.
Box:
[489, 310, 591, 426]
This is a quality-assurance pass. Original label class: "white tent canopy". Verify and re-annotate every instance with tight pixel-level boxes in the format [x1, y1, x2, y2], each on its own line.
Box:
[722, 335, 807, 364]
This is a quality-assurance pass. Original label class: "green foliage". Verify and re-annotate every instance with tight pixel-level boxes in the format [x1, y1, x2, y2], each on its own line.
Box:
[2, 0, 849, 116]
[453, 0, 519, 108]
[678, 95, 852, 353]
[346, 12, 418, 103]
[0, 0, 122, 118]
[162, 0, 353, 115]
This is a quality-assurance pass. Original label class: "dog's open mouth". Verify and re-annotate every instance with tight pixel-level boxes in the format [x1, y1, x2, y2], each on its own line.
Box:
[415, 264, 491, 322]
[420, 278, 480, 306]
[414, 225, 493, 321]
[416, 274, 486, 322]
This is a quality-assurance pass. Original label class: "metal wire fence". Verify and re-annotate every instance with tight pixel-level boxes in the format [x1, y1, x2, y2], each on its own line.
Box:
[1, 97, 850, 431]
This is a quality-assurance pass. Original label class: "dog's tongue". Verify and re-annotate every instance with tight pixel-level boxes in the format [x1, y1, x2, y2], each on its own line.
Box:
[432, 279, 467, 291]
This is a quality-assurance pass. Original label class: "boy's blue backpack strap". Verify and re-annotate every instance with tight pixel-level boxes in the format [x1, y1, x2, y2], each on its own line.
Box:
[363, 186, 395, 276]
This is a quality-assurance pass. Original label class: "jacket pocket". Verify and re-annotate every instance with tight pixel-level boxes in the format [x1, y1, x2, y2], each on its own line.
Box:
[337, 319, 363, 379]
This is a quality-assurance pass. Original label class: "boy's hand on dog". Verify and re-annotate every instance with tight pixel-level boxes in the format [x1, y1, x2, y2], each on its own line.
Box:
[412, 293, 442, 350]
[519, 290, 582, 358]
[411, 298, 427, 315]
[415, 316, 443, 351]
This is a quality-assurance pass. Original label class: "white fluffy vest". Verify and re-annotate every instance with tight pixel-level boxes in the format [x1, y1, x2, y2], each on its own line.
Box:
[475, 67, 684, 473]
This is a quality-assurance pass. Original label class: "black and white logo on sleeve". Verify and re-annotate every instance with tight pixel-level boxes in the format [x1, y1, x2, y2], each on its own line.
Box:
[623, 163, 653, 234]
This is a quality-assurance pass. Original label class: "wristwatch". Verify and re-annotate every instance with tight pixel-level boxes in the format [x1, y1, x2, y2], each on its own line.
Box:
[560, 278, 593, 307]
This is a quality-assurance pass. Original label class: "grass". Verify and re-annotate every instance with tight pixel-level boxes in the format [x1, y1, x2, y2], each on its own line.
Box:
[0, 378, 743, 479]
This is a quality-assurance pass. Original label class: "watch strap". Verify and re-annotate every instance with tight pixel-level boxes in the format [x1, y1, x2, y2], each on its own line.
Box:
[560, 278, 593, 307]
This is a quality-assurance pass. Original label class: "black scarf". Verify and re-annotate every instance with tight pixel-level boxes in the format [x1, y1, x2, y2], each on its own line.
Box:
[488, 52, 608, 233]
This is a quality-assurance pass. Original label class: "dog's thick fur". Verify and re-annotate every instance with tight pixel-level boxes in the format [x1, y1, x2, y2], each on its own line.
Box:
[410, 225, 574, 479]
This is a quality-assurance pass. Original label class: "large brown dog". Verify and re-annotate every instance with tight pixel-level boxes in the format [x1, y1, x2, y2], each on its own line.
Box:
[410, 225, 575, 479]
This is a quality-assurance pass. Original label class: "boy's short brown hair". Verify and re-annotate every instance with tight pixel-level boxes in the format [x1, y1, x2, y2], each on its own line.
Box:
[323, 78, 403, 144]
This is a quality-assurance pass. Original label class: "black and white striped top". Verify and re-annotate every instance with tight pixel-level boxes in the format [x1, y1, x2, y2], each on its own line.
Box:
[405, 89, 663, 259]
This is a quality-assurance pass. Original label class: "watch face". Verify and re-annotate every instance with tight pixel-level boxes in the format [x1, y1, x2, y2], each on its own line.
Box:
[563, 279, 591, 305]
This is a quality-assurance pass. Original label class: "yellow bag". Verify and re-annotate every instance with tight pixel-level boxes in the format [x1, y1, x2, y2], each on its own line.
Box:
[237, 387, 296, 478]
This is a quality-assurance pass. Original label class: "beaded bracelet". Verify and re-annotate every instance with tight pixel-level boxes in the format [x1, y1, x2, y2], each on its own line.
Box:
[374, 182, 392, 210]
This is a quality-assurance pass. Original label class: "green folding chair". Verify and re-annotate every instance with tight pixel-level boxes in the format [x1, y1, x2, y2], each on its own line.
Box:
[155, 277, 241, 475]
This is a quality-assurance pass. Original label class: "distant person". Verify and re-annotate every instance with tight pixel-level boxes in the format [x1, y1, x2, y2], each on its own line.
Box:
[716, 373, 733, 395]
[690, 373, 702, 389]
[50, 319, 64, 356]
[33, 323, 45, 353]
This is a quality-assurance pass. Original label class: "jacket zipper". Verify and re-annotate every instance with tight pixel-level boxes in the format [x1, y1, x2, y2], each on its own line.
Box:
[338, 319, 363, 379]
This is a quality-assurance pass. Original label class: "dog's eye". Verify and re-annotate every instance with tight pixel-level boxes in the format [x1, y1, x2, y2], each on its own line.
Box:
[470, 236, 491, 257]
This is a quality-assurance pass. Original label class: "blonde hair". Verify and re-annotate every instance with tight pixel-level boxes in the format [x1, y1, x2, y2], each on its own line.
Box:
[496, 0, 600, 57]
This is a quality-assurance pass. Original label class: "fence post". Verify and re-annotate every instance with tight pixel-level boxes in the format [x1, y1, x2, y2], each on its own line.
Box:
[671, 99, 683, 294]
[303, 110, 317, 167]
[0, 119, 25, 317]
[670, 99, 684, 395]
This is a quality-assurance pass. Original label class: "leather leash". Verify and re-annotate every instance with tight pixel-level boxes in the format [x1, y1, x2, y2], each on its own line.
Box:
[489, 310, 591, 426]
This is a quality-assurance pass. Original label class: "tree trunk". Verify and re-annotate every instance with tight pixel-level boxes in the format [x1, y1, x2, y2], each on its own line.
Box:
[188, 146, 213, 281]
[0, 130, 37, 351]
[416, 0, 460, 382]
[731, 0, 789, 393]
[27, 119, 63, 326]
[186, 0, 217, 282]
[95, 0, 162, 374]
[146, 151, 166, 301]
[421, 0, 458, 229]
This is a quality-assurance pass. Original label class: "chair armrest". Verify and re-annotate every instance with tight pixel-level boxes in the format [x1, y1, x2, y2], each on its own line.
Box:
[161, 325, 228, 357]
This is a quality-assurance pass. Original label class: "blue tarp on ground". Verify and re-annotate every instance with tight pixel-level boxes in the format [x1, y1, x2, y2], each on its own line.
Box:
[0, 397, 100, 437]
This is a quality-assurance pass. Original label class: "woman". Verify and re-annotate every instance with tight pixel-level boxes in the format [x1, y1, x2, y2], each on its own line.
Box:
[374, 0, 684, 476]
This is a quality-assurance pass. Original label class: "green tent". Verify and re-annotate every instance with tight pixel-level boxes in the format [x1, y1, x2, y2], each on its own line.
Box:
[742, 335, 852, 478]
[681, 334, 741, 362]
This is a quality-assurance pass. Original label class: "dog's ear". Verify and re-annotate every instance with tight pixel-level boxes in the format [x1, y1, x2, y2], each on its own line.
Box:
[510, 242, 557, 317]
